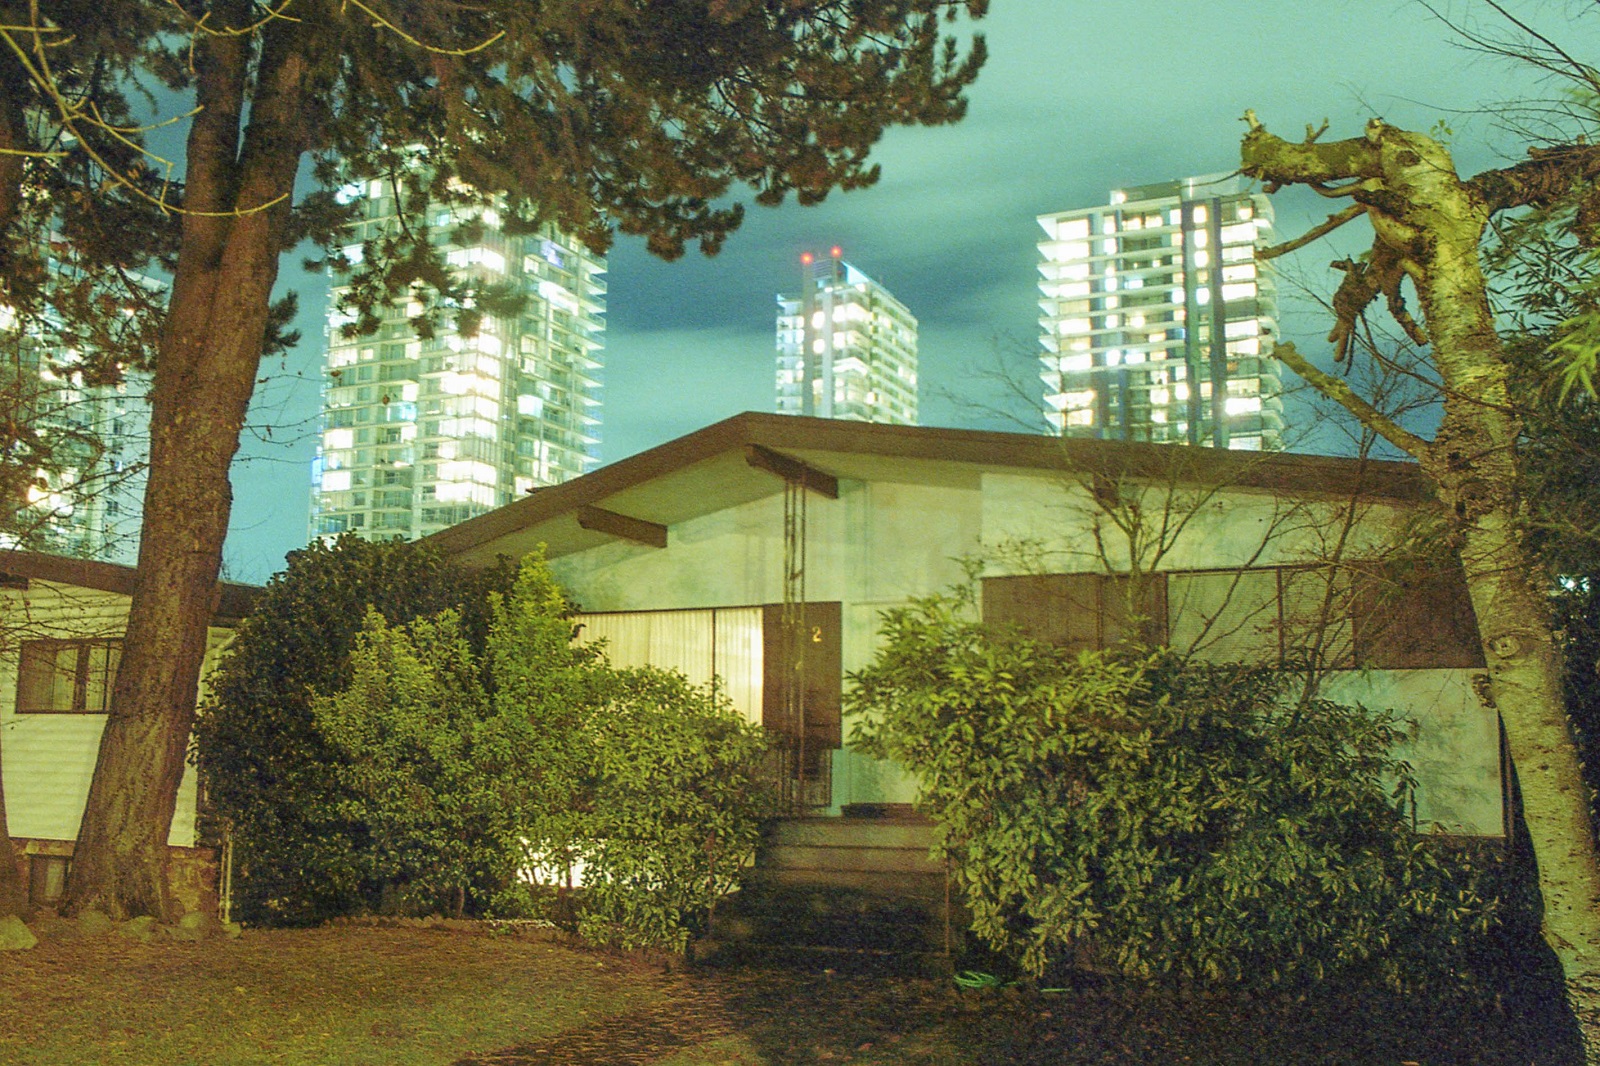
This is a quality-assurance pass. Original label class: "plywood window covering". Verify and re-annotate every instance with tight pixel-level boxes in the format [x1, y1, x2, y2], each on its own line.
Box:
[1351, 561, 1485, 669]
[984, 561, 1482, 671]
[981, 574, 1168, 651]
[15, 639, 121, 714]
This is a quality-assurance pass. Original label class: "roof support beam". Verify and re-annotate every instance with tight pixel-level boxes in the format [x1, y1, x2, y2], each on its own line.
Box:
[745, 444, 839, 499]
[575, 505, 668, 549]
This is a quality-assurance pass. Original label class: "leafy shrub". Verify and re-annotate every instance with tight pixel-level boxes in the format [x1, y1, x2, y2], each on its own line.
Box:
[312, 608, 528, 916]
[531, 667, 771, 950]
[194, 535, 516, 925]
[848, 588, 1499, 989]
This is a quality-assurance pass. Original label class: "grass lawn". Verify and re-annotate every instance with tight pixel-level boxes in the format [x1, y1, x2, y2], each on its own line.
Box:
[0, 921, 1583, 1065]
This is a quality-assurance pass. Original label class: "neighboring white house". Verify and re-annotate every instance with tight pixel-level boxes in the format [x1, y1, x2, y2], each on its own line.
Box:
[0, 551, 256, 914]
[429, 412, 1505, 838]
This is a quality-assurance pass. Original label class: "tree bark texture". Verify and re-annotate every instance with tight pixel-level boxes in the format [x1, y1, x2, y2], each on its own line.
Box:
[62, 18, 310, 921]
[1243, 116, 1600, 1051]
[0, 761, 28, 918]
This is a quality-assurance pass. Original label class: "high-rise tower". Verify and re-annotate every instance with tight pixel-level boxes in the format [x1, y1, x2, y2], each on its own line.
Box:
[776, 249, 917, 425]
[1037, 174, 1281, 449]
[311, 182, 605, 542]
[0, 243, 152, 564]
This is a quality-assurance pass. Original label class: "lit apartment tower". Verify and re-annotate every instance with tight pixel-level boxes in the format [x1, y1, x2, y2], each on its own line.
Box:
[0, 345, 146, 563]
[310, 183, 605, 542]
[776, 249, 918, 424]
[1037, 174, 1282, 449]
[0, 244, 152, 564]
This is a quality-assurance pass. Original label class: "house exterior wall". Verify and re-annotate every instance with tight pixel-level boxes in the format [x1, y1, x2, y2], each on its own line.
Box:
[0, 580, 233, 851]
[546, 464, 1502, 835]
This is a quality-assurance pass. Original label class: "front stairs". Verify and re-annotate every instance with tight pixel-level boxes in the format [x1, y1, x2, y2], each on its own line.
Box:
[705, 807, 959, 970]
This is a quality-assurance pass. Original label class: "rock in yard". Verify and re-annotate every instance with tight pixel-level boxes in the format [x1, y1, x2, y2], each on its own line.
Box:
[165, 911, 214, 942]
[118, 915, 158, 943]
[76, 910, 115, 937]
[0, 915, 37, 951]
[28, 917, 79, 941]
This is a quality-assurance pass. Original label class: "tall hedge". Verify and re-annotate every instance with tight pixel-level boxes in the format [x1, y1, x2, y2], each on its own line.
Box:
[193, 535, 516, 926]
[198, 546, 769, 944]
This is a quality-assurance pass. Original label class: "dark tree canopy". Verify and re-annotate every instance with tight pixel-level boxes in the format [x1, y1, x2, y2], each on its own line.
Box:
[0, 0, 991, 922]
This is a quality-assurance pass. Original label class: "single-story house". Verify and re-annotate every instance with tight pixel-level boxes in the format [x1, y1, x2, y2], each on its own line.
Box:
[0, 551, 257, 914]
[429, 413, 1505, 840]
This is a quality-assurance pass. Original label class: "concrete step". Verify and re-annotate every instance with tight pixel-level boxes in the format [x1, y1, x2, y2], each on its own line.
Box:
[710, 882, 956, 954]
[766, 817, 936, 851]
[760, 843, 943, 876]
[747, 866, 947, 900]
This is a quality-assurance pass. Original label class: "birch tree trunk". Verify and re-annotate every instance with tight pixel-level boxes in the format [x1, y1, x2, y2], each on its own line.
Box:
[1243, 115, 1600, 1052]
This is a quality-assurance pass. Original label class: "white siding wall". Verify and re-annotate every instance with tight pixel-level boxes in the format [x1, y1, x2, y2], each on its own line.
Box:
[0, 580, 231, 847]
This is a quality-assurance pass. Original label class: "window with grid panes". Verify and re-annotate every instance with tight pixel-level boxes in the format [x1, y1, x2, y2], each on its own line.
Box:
[16, 639, 121, 714]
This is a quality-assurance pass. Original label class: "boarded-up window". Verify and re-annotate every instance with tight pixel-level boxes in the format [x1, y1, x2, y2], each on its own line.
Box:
[982, 574, 1101, 651]
[16, 640, 121, 714]
[985, 560, 1483, 671]
[1352, 562, 1485, 669]
[1167, 571, 1281, 663]
[762, 602, 843, 749]
[981, 573, 1168, 651]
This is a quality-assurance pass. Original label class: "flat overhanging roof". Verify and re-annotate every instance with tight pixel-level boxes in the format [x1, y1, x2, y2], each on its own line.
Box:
[425, 413, 1429, 568]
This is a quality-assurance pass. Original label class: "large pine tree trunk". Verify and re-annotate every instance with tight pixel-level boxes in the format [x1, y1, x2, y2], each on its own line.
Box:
[61, 21, 308, 921]
[1243, 117, 1600, 1055]
[0, 761, 28, 918]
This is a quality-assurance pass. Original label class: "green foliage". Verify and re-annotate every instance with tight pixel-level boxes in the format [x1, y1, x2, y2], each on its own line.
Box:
[531, 668, 771, 951]
[194, 535, 517, 926]
[201, 549, 769, 947]
[482, 560, 770, 948]
[849, 588, 1497, 989]
[311, 609, 508, 915]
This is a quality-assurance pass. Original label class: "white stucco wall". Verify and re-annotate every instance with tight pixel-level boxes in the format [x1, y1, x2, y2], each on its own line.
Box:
[543, 464, 1502, 832]
[0, 580, 232, 847]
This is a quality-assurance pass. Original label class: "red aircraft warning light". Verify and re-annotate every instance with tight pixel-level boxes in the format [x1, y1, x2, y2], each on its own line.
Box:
[800, 252, 814, 265]
[830, 245, 843, 259]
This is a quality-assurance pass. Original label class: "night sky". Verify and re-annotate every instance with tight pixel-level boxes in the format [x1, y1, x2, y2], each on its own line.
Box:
[220, 0, 1555, 583]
